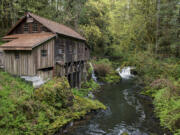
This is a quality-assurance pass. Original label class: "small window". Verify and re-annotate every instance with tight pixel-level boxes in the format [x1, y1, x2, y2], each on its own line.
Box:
[15, 53, 19, 59]
[58, 49, 62, 54]
[41, 50, 47, 57]
[24, 23, 29, 32]
[33, 22, 38, 32]
[69, 45, 72, 53]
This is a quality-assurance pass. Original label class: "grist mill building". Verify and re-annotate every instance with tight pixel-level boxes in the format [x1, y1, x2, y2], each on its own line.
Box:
[0, 12, 90, 88]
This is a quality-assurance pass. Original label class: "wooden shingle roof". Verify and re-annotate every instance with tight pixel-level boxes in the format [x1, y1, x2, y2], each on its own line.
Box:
[1, 33, 56, 50]
[7, 12, 86, 41]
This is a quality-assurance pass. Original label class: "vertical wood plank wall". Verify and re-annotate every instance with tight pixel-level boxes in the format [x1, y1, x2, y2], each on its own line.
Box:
[33, 39, 54, 70]
[0, 50, 4, 67]
[4, 51, 36, 76]
[55, 36, 90, 64]
[4, 38, 55, 76]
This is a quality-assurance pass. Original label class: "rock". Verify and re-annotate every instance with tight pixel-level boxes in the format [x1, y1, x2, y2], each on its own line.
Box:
[131, 68, 138, 75]
[88, 92, 95, 99]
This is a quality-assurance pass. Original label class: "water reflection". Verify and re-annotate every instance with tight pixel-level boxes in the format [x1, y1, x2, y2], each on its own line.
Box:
[67, 79, 166, 135]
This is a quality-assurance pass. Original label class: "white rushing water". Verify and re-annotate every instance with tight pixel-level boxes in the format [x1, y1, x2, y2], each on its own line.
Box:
[89, 62, 98, 82]
[116, 66, 134, 79]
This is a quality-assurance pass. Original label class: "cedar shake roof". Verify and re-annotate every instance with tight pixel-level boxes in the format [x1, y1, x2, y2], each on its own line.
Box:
[7, 12, 86, 41]
[1, 33, 55, 50]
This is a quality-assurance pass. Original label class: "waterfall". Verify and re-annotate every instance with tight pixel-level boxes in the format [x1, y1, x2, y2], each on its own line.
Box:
[89, 62, 98, 82]
[116, 66, 134, 79]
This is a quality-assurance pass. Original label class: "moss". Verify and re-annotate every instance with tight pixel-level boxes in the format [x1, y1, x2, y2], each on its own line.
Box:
[103, 71, 121, 84]
[48, 96, 106, 134]
[73, 79, 100, 97]
[0, 71, 106, 135]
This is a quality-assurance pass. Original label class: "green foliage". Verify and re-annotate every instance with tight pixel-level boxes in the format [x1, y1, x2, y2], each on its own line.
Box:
[49, 95, 106, 132]
[153, 86, 180, 134]
[0, 71, 106, 134]
[79, 0, 112, 55]
[104, 72, 121, 84]
[0, 0, 179, 133]
[35, 77, 73, 108]
[123, 52, 180, 134]
[94, 58, 113, 77]
[73, 79, 100, 97]
[93, 58, 121, 83]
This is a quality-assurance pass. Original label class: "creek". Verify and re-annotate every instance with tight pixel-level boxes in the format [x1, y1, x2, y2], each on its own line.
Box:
[66, 68, 167, 135]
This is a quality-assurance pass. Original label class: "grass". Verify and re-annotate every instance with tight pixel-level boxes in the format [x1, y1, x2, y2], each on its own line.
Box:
[0, 70, 106, 135]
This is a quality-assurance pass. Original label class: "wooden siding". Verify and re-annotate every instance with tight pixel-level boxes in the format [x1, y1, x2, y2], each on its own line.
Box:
[55, 38, 65, 62]
[55, 36, 90, 64]
[37, 70, 53, 80]
[10, 17, 51, 35]
[0, 50, 4, 67]
[3, 38, 55, 76]
[33, 39, 54, 70]
[56, 64, 65, 76]
[4, 51, 36, 76]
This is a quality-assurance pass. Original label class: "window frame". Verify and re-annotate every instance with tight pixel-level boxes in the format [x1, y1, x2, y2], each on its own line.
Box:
[0, 52, 3, 56]
[24, 23, 29, 33]
[41, 50, 47, 57]
[33, 22, 38, 32]
[15, 52, 20, 59]
[58, 49, 63, 54]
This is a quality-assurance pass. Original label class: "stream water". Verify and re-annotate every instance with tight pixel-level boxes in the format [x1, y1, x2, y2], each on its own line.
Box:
[66, 68, 168, 135]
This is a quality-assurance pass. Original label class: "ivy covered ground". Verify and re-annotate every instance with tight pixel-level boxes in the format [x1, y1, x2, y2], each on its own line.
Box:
[0, 71, 106, 135]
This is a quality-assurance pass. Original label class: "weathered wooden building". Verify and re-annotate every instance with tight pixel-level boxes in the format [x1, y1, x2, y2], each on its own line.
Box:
[0, 12, 90, 88]
[0, 48, 4, 69]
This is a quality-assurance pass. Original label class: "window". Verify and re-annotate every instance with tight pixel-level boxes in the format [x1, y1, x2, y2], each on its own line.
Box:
[15, 53, 19, 59]
[58, 49, 62, 54]
[0, 52, 2, 56]
[41, 50, 47, 57]
[69, 45, 72, 53]
[24, 23, 29, 32]
[33, 22, 38, 32]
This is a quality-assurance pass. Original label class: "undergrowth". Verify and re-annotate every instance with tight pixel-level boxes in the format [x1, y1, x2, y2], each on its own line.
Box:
[0, 71, 106, 135]
[92, 58, 121, 84]
[72, 79, 100, 97]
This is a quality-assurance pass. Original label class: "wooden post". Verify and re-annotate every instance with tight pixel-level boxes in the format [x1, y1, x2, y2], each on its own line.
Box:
[79, 71, 81, 88]
[71, 73, 73, 88]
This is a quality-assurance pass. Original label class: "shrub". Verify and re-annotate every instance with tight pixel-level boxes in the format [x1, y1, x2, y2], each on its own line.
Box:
[94, 58, 113, 77]
[73, 79, 100, 97]
[34, 77, 74, 108]
[154, 88, 180, 134]
[94, 63, 112, 77]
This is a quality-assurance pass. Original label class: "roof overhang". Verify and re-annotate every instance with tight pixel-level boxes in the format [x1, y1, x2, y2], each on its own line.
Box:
[0, 33, 56, 51]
